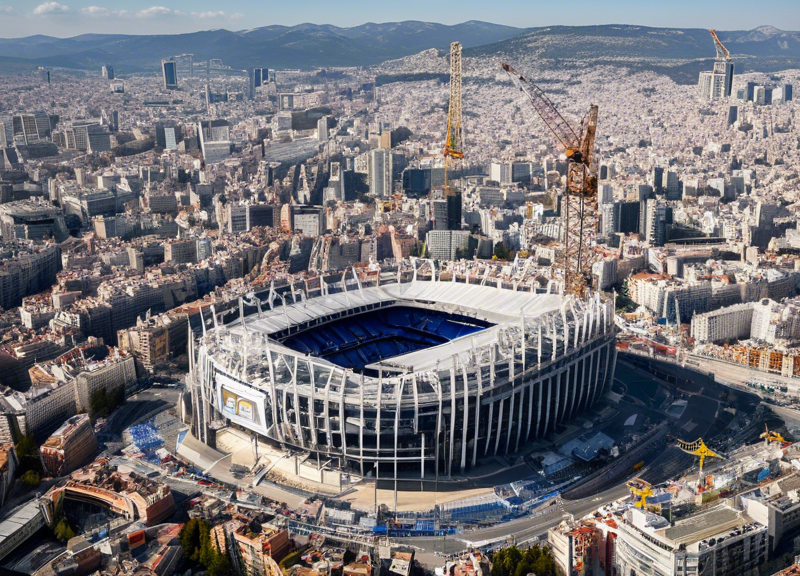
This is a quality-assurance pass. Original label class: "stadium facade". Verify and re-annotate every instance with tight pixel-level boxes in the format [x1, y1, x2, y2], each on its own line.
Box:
[188, 270, 617, 480]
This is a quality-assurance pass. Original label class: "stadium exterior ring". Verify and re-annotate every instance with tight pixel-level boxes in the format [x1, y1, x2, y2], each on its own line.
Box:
[189, 273, 617, 481]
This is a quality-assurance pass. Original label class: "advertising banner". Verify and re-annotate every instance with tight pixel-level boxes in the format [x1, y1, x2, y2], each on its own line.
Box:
[215, 372, 268, 435]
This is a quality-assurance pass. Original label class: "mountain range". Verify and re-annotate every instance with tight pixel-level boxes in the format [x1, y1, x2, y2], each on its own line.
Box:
[0, 21, 523, 73]
[1, 22, 799, 74]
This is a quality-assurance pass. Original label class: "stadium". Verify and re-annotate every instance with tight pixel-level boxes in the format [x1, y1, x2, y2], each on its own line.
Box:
[189, 273, 617, 481]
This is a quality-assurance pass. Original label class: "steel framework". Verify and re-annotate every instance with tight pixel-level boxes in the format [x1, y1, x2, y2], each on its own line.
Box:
[709, 30, 731, 61]
[502, 64, 599, 296]
[443, 41, 464, 193]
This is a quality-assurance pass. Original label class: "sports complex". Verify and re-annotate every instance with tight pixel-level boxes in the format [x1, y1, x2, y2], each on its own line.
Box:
[189, 272, 617, 483]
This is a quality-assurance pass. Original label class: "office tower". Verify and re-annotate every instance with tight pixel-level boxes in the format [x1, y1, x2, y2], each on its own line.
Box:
[650, 167, 664, 191]
[664, 171, 680, 199]
[698, 60, 734, 100]
[197, 120, 231, 164]
[432, 199, 448, 230]
[727, 105, 738, 126]
[490, 162, 513, 184]
[8, 113, 50, 145]
[446, 192, 462, 231]
[746, 81, 757, 101]
[369, 149, 392, 198]
[645, 199, 670, 247]
[329, 162, 343, 201]
[617, 201, 640, 234]
[102, 64, 114, 80]
[599, 183, 614, 205]
[317, 116, 329, 142]
[156, 123, 183, 150]
[253, 68, 262, 88]
[247, 69, 256, 100]
[600, 203, 617, 238]
[162, 60, 178, 90]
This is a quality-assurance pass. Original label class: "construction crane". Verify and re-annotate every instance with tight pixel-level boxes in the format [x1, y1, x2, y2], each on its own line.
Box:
[626, 477, 654, 510]
[676, 438, 724, 486]
[709, 30, 731, 62]
[501, 63, 599, 297]
[760, 424, 789, 447]
[442, 41, 464, 195]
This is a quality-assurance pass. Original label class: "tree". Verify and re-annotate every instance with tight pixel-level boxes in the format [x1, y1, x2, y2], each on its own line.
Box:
[494, 244, 509, 260]
[16, 435, 37, 460]
[20, 470, 40, 487]
[208, 551, 232, 576]
[54, 516, 75, 542]
[180, 518, 204, 562]
[491, 545, 555, 576]
[180, 518, 230, 576]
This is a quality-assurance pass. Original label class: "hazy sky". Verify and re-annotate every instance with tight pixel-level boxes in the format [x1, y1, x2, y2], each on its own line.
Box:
[0, 0, 797, 38]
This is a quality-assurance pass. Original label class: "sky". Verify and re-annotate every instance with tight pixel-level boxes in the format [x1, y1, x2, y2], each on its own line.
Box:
[0, 0, 797, 38]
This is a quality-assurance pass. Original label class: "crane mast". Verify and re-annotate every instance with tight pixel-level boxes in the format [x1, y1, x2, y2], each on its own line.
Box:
[443, 42, 464, 194]
[502, 63, 599, 296]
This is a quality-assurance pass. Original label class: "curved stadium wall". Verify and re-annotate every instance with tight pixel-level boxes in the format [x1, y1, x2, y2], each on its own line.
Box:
[190, 276, 617, 480]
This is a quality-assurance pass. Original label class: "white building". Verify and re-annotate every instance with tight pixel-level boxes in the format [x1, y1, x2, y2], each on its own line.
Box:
[690, 302, 754, 344]
[615, 505, 766, 576]
[490, 162, 512, 184]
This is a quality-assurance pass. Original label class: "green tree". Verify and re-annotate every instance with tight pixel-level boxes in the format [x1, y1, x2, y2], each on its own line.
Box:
[54, 516, 76, 542]
[208, 551, 232, 576]
[180, 518, 230, 576]
[493, 244, 509, 260]
[491, 545, 554, 576]
[20, 470, 40, 487]
[90, 387, 109, 416]
[16, 435, 37, 460]
[180, 518, 204, 562]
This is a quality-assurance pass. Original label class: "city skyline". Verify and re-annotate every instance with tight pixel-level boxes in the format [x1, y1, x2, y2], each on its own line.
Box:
[0, 0, 797, 37]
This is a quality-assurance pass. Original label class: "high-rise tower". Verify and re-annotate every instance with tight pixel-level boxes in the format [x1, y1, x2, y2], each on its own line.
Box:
[162, 60, 178, 90]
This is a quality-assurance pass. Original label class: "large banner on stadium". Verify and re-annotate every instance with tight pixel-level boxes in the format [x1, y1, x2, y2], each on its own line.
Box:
[215, 372, 268, 435]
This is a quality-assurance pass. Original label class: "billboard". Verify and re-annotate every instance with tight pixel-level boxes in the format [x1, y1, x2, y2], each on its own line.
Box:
[215, 372, 268, 435]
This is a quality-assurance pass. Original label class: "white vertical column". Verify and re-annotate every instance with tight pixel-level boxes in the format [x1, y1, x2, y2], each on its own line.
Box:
[461, 363, 470, 472]
[484, 398, 494, 456]
[526, 377, 535, 441]
[472, 365, 482, 467]
[553, 370, 562, 426]
[494, 398, 504, 455]
[265, 347, 284, 444]
[448, 363, 456, 477]
[359, 373, 365, 475]
[292, 357, 305, 447]
[376, 369, 383, 469]
[339, 371, 347, 458]
[394, 377, 402, 482]
[543, 376, 552, 435]
[323, 370, 333, 451]
[506, 356, 515, 453]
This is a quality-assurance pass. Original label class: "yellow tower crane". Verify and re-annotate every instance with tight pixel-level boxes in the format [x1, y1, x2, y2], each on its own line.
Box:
[501, 63, 598, 297]
[676, 438, 724, 486]
[760, 424, 789, 447]
[442, 41, 464, 195]
[626, 477, 655, 510]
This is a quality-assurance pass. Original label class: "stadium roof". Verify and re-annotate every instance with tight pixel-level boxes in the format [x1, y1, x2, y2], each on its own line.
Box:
[226, 281, 564, 373]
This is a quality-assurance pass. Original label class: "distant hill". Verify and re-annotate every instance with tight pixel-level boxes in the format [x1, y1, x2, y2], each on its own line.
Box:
[0, 21, 526, 73]
[1, 23, 798, 77]
[464, 24, 800, 84]
[466, 24, 800, 60]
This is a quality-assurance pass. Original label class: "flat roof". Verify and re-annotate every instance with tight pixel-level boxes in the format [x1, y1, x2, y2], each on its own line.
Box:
[663, 506, 744, 545]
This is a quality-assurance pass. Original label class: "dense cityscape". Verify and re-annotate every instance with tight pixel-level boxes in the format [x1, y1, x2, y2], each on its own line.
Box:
[1, 6, 800, 576]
